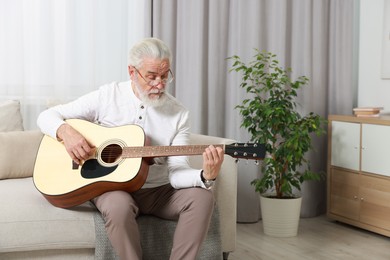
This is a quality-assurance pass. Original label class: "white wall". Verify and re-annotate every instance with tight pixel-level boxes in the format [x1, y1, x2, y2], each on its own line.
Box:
[358, 0, 390, 113]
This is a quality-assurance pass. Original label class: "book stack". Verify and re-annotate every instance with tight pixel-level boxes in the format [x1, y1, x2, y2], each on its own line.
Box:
[353, 107, 383, 117]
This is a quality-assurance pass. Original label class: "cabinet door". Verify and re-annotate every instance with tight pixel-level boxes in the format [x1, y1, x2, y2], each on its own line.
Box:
[331, 121, 360, 171]
[329, 168, 360, 220]
[359, 174, 390, 231]
[361, 124, 390, 176]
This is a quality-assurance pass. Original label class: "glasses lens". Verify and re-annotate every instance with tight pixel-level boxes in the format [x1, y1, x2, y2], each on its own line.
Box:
[149, 71, 174, 86]
[164, 72, 174, 84]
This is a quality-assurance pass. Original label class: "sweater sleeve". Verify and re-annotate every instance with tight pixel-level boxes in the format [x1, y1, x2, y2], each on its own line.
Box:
[167, 111, 208, 189]
[37, 90, 100, 139]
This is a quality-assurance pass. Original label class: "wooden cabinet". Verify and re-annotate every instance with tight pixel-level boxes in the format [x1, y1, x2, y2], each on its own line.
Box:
[328, 115, 390, 237]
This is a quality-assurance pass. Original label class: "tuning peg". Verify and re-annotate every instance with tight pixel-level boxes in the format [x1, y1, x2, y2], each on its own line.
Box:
[235, 158, 240, 163]
[254, 160, 259, 166]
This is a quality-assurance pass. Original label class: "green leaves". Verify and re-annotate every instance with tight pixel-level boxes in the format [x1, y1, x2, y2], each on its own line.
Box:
[229, 50, 326, 198]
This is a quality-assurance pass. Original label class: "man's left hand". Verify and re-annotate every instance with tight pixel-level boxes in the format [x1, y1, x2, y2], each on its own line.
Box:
[202, 145, 224, 180]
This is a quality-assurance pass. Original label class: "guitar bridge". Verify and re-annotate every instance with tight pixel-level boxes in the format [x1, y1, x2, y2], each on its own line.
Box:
[72, 161, 79, 170]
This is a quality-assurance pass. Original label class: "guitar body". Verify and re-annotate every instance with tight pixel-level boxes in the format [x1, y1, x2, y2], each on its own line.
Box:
[33, 119, 149, 208]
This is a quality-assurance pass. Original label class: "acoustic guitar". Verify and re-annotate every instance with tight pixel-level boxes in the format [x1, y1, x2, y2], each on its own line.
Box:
[33, 119, 265, 208]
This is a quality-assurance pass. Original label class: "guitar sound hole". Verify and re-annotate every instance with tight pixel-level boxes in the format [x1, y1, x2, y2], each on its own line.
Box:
[101, 144, 123, 163]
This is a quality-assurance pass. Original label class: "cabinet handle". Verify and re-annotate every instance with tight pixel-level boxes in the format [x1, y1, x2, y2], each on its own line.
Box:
[354, 196, 358, 199]
[360, 198, 364, 201]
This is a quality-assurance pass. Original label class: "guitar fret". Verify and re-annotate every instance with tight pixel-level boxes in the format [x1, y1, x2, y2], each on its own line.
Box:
[122, 144, 225, 158]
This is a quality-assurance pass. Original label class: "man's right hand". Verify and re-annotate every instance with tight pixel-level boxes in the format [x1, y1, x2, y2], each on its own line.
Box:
[56, 123, 95, 165]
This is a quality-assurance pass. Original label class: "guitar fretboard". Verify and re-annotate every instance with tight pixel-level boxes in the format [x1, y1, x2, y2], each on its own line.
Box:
[122, 144, 225, 158]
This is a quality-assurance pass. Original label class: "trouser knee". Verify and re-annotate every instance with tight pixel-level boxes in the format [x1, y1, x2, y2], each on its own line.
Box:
[187, 188, 215, 215]
[93, 191, 139, 226]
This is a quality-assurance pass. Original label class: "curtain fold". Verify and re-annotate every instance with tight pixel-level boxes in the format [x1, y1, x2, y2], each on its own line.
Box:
[0, 0, 149, 129]
[152, 0, 358, 221]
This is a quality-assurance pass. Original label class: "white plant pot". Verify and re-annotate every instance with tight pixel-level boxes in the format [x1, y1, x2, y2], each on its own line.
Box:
[259, 194, 302, 237]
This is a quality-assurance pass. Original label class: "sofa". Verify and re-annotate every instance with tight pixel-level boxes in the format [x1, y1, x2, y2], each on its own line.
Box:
[0, 100, 238, 259]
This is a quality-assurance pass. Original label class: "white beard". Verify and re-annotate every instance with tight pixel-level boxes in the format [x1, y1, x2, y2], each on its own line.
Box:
[133, 81, 168, 107]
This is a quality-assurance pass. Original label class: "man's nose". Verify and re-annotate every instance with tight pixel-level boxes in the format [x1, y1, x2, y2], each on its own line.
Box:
[154, 81, 165, 89]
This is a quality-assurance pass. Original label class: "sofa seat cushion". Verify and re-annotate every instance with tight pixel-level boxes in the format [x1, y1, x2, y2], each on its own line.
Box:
[0, 178, 96, 253]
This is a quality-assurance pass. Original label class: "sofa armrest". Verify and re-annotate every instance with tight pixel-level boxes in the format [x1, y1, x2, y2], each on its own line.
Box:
[188, 133, 237, 254]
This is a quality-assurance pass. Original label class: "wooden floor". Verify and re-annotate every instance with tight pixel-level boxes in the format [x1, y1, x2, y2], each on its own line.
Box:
[229, 215, 390, 260]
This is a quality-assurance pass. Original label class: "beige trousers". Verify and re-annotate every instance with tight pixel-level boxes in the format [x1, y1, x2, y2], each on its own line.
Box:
[92, 184, 215, 260]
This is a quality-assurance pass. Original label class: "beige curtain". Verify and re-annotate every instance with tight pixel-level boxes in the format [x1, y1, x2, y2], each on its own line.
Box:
[152, 0, 359, 221]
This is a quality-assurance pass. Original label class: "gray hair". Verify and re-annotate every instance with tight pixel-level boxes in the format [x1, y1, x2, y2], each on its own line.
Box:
[128, 38, 172, 68]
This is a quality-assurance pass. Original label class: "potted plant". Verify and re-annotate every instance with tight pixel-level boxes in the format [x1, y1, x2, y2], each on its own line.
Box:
[229, 50, 326, 237]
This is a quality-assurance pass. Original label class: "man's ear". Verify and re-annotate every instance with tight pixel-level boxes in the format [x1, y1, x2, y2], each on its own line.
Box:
[128, 66, 135, 78]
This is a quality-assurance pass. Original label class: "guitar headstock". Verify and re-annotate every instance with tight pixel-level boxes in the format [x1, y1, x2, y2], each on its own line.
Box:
[225, 143, 266, 160]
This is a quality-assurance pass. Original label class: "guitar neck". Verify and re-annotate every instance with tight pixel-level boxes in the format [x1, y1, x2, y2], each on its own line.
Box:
[122, 144, 225, 158]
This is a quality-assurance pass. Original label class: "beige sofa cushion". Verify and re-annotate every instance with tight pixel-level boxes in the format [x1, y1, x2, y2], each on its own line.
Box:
[0, 130, 43, 179]
[0, 178, 95, 253]
[0, 100, 24, 132]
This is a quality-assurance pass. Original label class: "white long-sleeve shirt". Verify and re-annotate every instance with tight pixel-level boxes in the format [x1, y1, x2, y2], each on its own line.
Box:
[37, 81, 206, 189]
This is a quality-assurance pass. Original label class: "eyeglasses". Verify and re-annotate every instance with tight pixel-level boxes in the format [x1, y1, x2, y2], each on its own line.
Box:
[133, 67, 174, 87]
